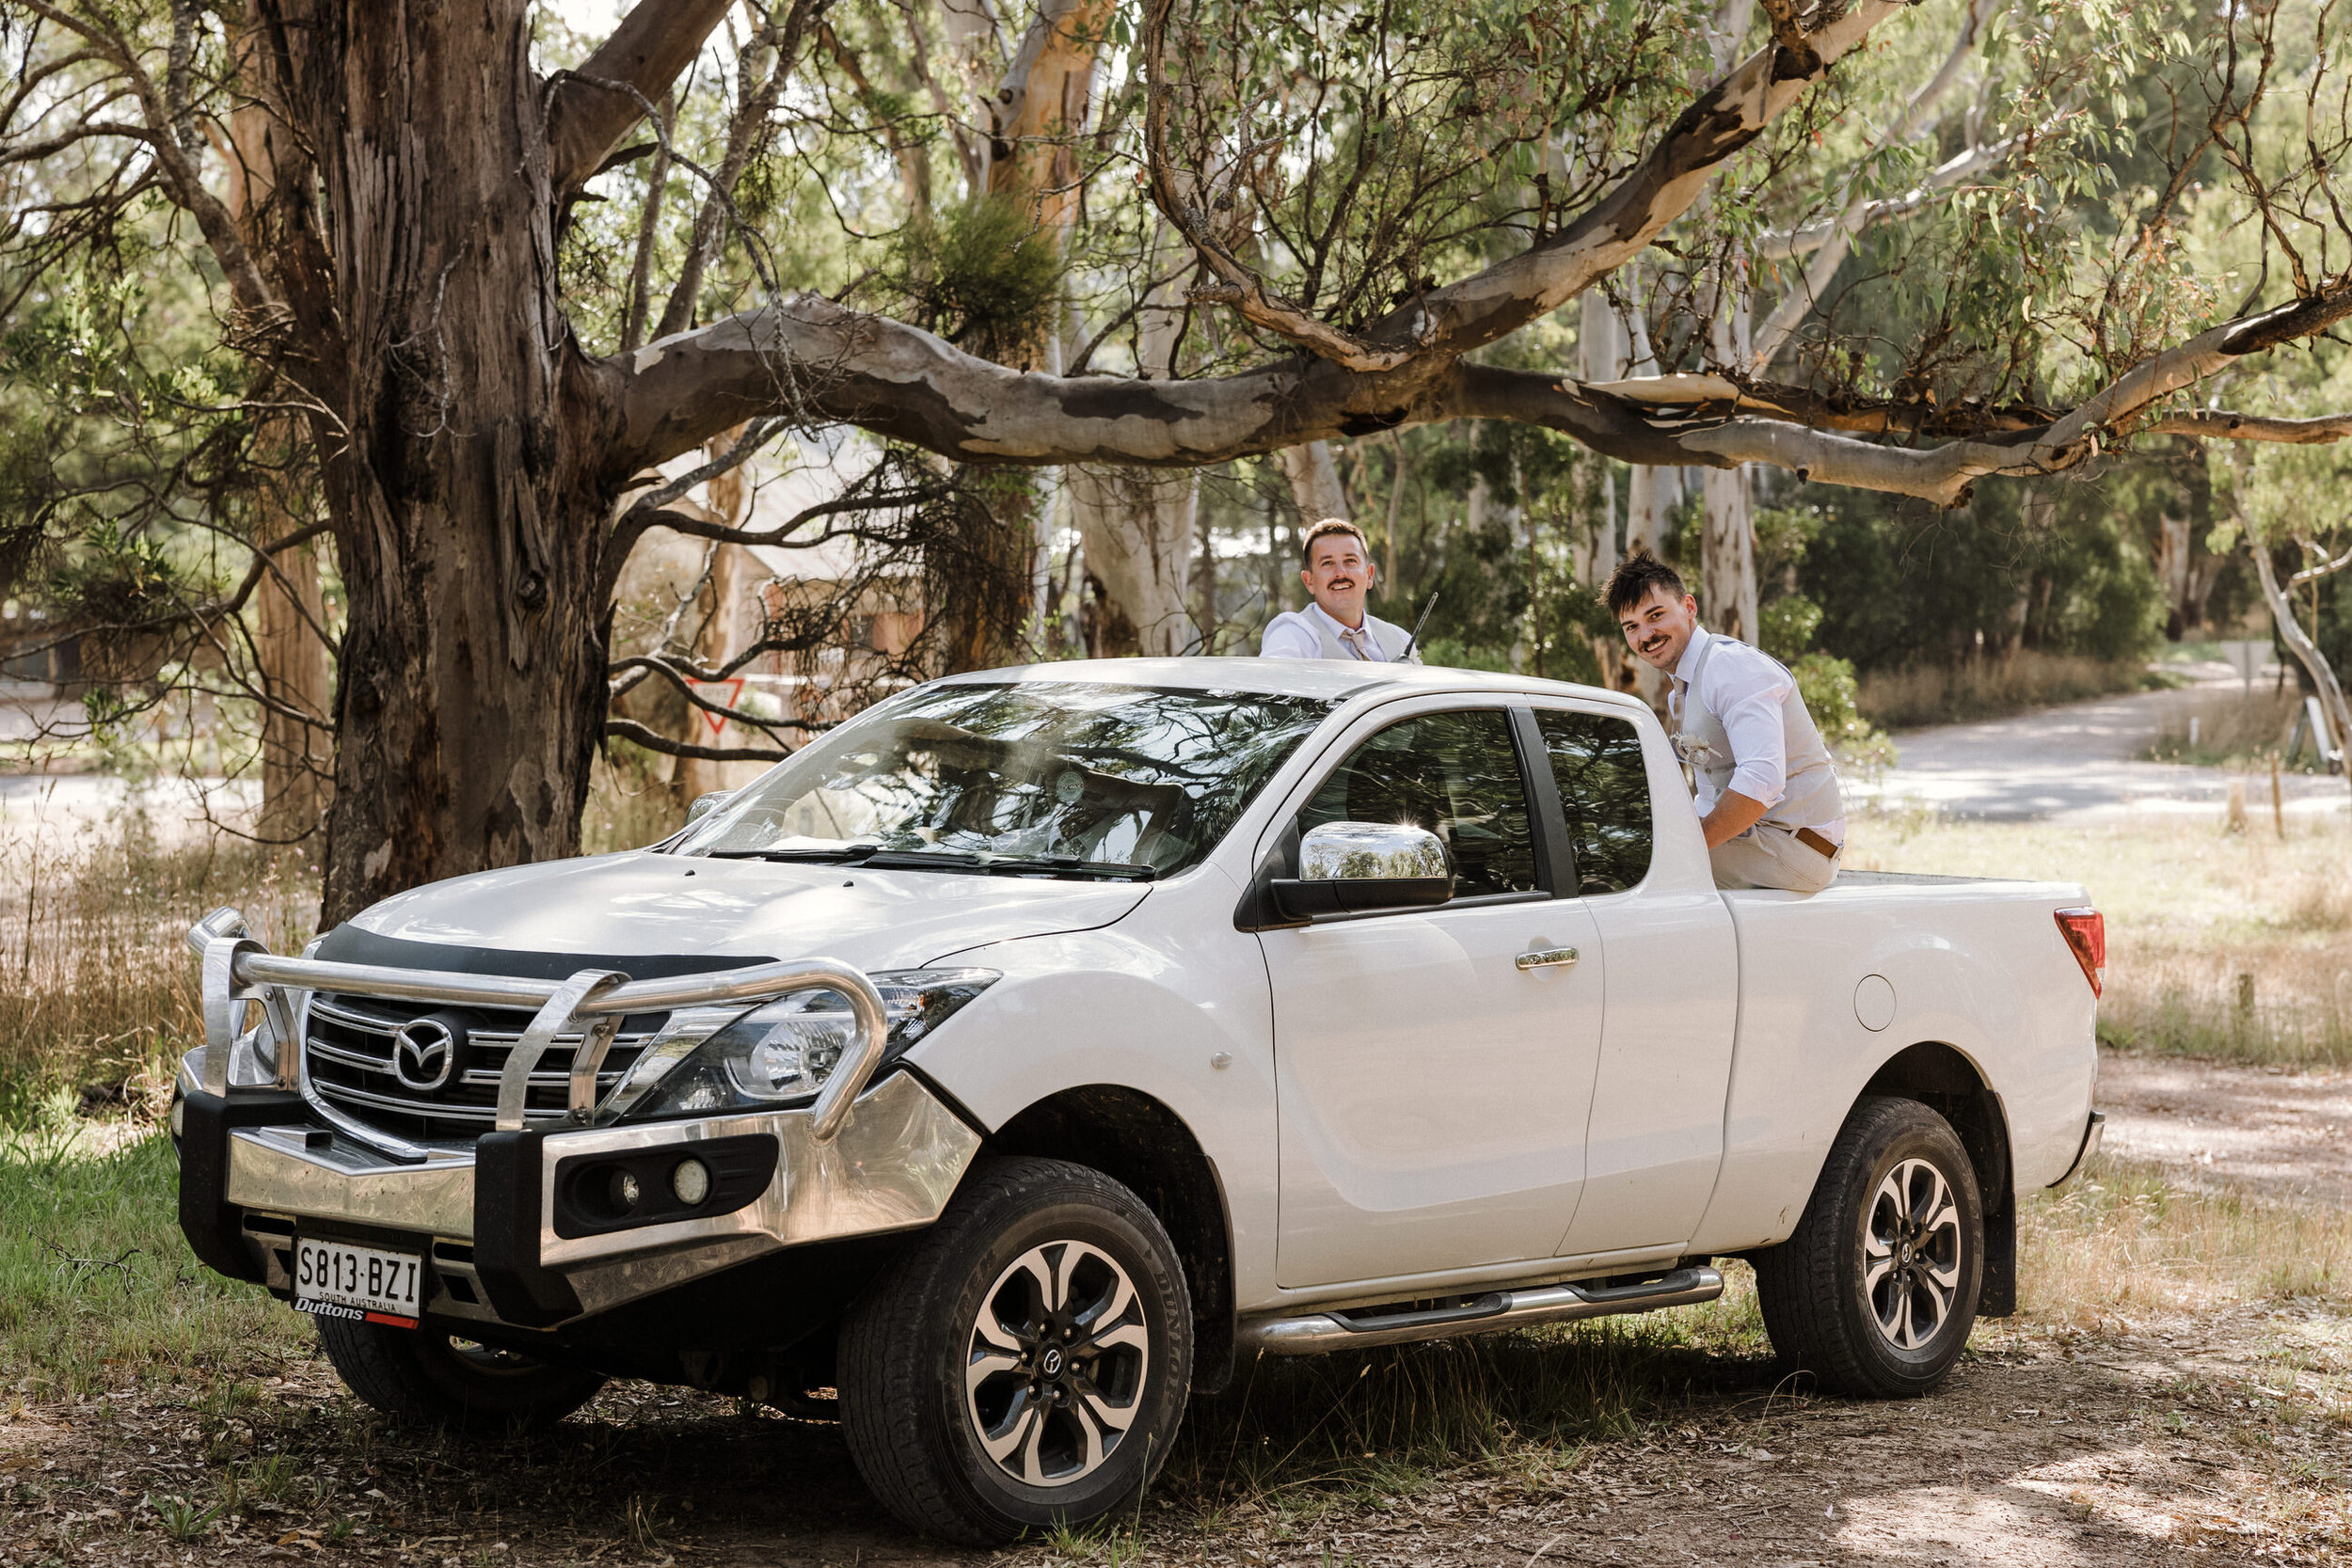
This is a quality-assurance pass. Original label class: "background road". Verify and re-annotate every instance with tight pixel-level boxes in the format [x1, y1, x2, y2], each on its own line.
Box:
[1866, 674, 2349, 822]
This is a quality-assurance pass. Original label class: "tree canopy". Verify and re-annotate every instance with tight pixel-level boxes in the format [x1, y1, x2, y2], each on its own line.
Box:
[10, 0, 2352, 912]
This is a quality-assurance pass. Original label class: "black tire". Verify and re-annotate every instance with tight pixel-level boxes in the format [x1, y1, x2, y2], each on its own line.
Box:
[838, 1157, 1193, 1546]
[312, 1315, 608, 1431]
[1752, 1096, 1985, 1399]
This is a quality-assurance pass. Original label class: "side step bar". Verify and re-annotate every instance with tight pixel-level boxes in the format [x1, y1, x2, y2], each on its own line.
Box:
[1236, 1265, 1724, 1356]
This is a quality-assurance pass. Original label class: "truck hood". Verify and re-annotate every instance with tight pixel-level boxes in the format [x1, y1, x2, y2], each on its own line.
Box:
[333, 850, 1150, 975]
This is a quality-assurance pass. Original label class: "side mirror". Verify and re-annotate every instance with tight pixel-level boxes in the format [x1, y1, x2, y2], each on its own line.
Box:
[1271, 821, 1454, 919]
[686, 790, 735, 825]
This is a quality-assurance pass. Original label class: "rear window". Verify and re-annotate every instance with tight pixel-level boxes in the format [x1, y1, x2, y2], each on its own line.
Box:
[1534, 710, 1654, 895]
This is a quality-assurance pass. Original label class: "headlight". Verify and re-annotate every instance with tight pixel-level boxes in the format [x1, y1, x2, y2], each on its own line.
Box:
[616, 968, 999, 1122]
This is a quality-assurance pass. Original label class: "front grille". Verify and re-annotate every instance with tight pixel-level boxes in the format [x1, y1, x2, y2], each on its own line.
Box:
[302, 993, 667, 1145]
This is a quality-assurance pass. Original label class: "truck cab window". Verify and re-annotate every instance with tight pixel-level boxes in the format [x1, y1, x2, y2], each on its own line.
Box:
[1300, 708, 1537, 897]
[1535, 710, 1654, 894]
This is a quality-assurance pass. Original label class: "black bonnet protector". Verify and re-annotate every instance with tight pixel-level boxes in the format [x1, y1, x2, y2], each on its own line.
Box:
[314, 925, 777, 984]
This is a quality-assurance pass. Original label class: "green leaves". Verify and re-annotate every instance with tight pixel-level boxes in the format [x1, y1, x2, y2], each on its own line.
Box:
[877, 198, 1065, 360]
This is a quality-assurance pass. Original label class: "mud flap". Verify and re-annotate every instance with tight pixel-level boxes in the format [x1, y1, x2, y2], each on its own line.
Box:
[1979, 1197, 2016, 1317]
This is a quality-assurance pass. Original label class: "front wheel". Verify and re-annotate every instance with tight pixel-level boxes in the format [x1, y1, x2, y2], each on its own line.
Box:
[838, 1157, 1193, 1545]
[1752, 1096, 1985, 1399]
[313, 1316, 608, 1431]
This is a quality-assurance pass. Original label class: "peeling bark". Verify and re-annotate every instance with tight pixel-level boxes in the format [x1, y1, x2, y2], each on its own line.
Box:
[277, 2, 639, 922]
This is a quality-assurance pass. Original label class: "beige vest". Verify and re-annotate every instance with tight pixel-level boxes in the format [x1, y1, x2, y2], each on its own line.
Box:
[1311, 611, 1420, 662]
[1673, 634, 1844, 831]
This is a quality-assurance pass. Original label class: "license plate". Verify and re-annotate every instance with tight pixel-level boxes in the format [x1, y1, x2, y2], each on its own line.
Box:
[293, 1237, 423, 1328]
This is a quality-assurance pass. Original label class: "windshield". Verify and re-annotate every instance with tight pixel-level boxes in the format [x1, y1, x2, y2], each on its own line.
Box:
[671, 681, 1336, 878]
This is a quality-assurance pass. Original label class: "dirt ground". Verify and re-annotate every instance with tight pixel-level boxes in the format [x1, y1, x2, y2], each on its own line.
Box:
[6, 1053, 2349, 1568]
[2100, 1050, 2352, 1208]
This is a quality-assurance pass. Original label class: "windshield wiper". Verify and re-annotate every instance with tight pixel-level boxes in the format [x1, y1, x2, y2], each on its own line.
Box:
[858, 849, 1157, 880]
[703, 845, 882, 863]
[972, 853, 1158, 881]
[705, 845, 1155, 880]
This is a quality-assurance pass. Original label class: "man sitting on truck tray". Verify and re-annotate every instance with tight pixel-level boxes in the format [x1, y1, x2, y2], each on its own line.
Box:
[1608, 547, 1846, 895]
[1259, 518, 1422, 662]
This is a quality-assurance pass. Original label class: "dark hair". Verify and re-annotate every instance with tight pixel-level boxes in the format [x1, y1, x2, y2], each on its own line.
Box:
[1299, 517, 1369, 565]
[1604, 547, 1687, 619]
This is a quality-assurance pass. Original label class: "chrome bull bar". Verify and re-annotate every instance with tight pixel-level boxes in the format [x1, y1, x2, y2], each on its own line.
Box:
[185, 905, 890, 1141]
[179, 907, 979, 1331]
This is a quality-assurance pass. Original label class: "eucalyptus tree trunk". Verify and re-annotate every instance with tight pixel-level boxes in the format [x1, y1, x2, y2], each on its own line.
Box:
[1071, 467, 1198, 657]
[226, 26, 331, 845]
[276, 4, 626, 922]
[940, 0, 1120, 669]
[1280, 441, 1349, 523]
[1701, 288, 1760, 645]
[673, 446, 758, 801]
[2249, 539, 2352, 808]
[251, 457, 334, 845]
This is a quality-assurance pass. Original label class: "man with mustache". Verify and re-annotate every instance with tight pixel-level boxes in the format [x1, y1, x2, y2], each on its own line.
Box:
[1607, 549, 1845, 894]
[1259, 519, 1422, 662]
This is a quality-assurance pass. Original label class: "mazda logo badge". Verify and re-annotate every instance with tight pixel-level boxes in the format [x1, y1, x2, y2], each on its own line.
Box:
[391, 1018, 459, 1092]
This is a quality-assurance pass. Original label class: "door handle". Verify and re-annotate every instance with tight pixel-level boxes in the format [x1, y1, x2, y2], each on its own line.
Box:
[1516, 945, 1579, 971]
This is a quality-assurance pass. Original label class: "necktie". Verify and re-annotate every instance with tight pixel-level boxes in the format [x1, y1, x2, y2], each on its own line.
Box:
[1341, 626, 1372, 660]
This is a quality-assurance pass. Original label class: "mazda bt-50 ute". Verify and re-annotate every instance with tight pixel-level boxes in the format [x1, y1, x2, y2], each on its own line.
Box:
[171, 658, 2105, 1544]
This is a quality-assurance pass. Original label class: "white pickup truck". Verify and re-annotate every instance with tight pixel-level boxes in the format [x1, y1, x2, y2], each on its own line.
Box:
[172, 659, 2105, 1544]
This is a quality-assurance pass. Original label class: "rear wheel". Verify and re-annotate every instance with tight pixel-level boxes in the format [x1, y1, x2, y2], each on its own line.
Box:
[838, 1157, 1192, 1545]
[1752, 1096, 1985, 1399]
[313, 1316, 607, 1431]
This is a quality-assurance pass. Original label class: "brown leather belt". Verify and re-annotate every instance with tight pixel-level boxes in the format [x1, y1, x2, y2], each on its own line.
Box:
[1795, 827, 1843, 860]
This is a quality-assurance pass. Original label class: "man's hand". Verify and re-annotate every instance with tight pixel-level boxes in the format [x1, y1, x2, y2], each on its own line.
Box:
[1699, 789, 1770, 849]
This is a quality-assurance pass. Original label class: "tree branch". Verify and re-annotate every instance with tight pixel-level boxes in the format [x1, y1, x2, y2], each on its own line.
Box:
[1752, 137, 2016, 262]
[605, 717, 793, 763]
[652, 0, 825, 341]
[1750, 0, 2008, 368]
[16, 1, 287, 337]
[547, 0, 743, 194]
[2295, 543, 2352, 584]
[2150, 410, 2352, 445]
[1143, 0, 1913, 370]
[609, 274, 2352, 509]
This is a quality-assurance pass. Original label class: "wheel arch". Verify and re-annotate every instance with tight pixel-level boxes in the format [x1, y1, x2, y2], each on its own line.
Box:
[1857, 1039, 2016, 1316]
[981, 1085, 1238, 1393]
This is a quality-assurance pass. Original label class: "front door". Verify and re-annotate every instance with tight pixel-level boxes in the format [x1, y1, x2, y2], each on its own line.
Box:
[1259, 704, 1606, 1289]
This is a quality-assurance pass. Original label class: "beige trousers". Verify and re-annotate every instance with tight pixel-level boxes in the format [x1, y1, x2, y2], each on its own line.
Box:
[1709, 822, 1840, 895]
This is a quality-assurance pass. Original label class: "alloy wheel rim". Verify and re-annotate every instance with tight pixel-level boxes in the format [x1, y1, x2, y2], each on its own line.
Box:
[963, 1240, 1150, 1488]
[1863, 1157, 1963, 1352]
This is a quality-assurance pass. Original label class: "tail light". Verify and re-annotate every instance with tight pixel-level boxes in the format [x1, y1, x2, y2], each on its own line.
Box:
[2054, 907, 2105, 997]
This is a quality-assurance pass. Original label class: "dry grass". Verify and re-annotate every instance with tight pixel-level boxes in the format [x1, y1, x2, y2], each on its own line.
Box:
[2140, 683, 2315, 768]
[2023, 1152, 2352, 1319]
[1849, 809, 2352, 1068]
[0, 813, 316, 1117]
[1858, 651, 2161, 730]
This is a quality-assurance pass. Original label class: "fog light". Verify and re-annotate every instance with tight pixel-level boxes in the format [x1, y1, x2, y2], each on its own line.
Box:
[611, 1169, 642, 1210]
[672, 1157, 710, 1206]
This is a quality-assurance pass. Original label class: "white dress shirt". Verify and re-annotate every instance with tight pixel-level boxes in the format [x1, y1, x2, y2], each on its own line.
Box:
[1260, 600, 1406, 660]
[1669, 627, 1847, 841]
